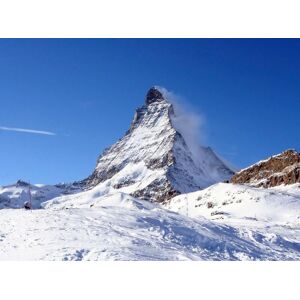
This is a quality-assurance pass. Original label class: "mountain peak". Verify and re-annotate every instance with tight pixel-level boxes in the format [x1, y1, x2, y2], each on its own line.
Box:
[145, 86, 166, 105]
[83, 87, 233, 202]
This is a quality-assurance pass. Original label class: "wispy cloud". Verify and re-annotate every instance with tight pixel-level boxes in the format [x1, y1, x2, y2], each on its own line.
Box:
[0, 126, 56, 136]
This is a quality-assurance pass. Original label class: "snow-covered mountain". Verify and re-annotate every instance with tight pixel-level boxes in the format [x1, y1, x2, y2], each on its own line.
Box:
[82, 87, 233, 202]
[0, 87, 233, 208]
[27, 147, 299, 260]
[1, 88, 300, 261]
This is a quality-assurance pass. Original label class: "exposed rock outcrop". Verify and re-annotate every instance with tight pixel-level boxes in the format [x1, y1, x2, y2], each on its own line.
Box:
[231, 149, 300, 188]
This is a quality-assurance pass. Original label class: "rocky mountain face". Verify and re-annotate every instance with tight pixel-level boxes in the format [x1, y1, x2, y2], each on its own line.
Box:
[82, 87, 234, 202]
[231, 149, 300, 188]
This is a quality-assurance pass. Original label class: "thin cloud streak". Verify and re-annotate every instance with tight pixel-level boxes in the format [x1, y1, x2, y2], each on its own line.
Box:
[0, 126, 56, 136]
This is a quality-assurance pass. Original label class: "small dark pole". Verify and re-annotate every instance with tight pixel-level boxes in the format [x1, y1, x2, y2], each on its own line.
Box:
[28, 184, 32, 210]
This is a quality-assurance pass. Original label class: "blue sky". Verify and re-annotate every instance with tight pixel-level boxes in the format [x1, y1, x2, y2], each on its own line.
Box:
[0, 39, 299, 185]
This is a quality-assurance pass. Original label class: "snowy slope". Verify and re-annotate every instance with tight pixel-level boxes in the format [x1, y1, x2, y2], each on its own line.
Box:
[1, 192, 300, 260]
[166, 183, 300, 224]
[83, 87, 233, 202]
[1, 179, 300, 260]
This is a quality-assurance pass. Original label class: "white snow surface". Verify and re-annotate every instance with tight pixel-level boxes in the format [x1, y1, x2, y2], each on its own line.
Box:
[166, 183, 300, 222]
[0, 182, 300, 260]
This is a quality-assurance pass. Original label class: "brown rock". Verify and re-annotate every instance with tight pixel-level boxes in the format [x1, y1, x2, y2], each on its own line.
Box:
[230, 149, 300, 188]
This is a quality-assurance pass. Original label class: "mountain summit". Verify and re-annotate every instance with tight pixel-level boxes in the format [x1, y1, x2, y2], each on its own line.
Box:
[145, 86, 165, 105]
[83, 87, 234, 202]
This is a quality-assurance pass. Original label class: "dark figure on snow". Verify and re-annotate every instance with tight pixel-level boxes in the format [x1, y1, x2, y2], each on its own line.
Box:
[24, 201, 31, 210]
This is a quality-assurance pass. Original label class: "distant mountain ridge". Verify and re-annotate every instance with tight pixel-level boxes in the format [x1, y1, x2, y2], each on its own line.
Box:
[231, 149, 300, 188]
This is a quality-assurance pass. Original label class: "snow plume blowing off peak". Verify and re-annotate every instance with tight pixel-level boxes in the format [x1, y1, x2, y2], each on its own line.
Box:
[155, 86, 234, 179]
[83, 86, 234, 202]
[154, 86, 216, 164]
[155, 86, 206, 157]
